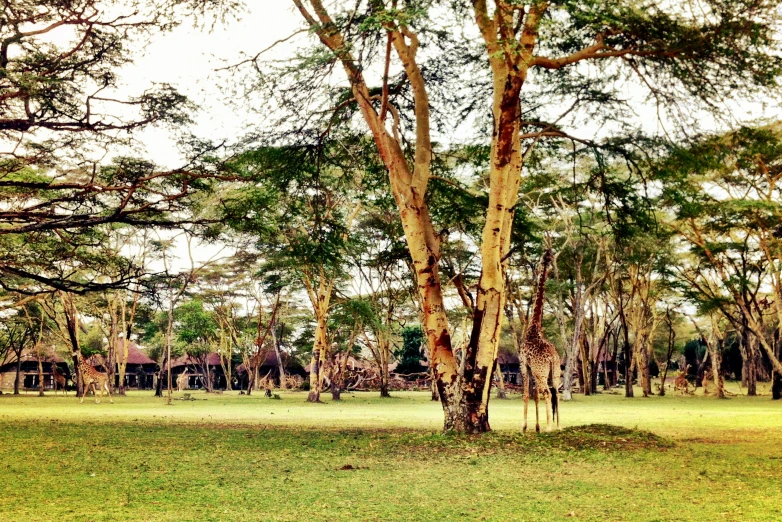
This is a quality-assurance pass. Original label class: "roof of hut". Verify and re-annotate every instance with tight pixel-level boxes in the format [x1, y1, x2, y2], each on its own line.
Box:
[85, 341, 157, 367]
[164, 352, 223, 370]
[0, 347, 67, 368]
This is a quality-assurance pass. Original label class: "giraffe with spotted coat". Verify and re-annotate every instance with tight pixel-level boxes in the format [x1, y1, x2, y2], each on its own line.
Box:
[521, 249, 560, 432]
[76, 352, 113, 404]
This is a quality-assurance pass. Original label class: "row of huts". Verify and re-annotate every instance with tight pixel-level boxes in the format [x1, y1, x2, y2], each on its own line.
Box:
[0, 341, 299, 392]
[2, 343, 595, 393]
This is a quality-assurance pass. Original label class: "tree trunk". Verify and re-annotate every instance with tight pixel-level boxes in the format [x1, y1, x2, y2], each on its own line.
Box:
[580, 337, 591, 396]
[272, 325, 286, 390]
[60, 292, 84, 397]
[494, 362, 507, 400]
[307, 310, 328, 403]
[293, 3, 544, 431]
[712, 345, 725, 399]
[639, 344, 652, 397]
[743, 335, 758, 396]
[13, 355, 21, 395]
[622, 328, 634, 398]
[429, 364, 439, 401]
[37, 351, 44, 397]
[589, 359, 598, 395]
[606, 330, 618, 390]
[117, 339, 129, 396]
[773, 330, 782, 400]
[330, 380, 341, 401]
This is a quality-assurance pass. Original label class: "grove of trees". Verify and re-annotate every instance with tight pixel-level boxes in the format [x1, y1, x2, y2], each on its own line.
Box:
[2, 0, 781, 433]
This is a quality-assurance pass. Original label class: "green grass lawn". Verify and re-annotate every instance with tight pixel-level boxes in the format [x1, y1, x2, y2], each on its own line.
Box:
[1, 385, 780, 522]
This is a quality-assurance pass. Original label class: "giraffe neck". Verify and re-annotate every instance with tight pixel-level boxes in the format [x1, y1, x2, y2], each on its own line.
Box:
[530, 253, 552, 330]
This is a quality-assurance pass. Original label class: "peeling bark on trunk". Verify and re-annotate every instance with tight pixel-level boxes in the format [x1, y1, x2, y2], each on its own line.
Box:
[290, 0, 550, 432]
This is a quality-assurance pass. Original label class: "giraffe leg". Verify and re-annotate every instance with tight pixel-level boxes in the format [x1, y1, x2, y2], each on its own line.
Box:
[541, 387, 553, 432]
[106, 381, 113, 404]
[523, 380, 529, 433]
[94, 383, 100, 404]
[534, 386, 540, 433]
[79, 382, 87, 404]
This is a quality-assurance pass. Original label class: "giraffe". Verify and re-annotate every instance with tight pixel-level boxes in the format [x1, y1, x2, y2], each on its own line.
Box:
[52, 364, 67, 396]
[176, 368, 190, 392]
[520, 249, 561, 433]
[75, 352, 113, 404]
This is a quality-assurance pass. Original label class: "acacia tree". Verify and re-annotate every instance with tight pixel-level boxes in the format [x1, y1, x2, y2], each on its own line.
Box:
[658, 127, 782, 394]
[0, 0, 236, 295]
[0, 300, 45, 394]
[245, 0, 782, 432]
[223, 142, 365, 402]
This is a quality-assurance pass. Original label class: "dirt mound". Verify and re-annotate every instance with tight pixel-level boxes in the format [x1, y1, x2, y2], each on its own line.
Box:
[539, 424, 673, 451]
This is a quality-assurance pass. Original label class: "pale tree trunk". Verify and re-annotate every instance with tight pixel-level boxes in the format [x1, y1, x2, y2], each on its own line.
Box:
[13, 351, 22, 395]
[709, 316, 726, 399]
[37, 348, 44, 397]
[579, 336, 591, 396]
[742, 331, 758, 396]
[659, 312, 676, 396]
[272, 325, 286, 390]
[291, 0, 549, 432]
[378, 336, 391, 398]
[60, 292, 84, 397]
[306, 278, 331, 403]
[293, 0, 461, 428]
[165, 303, 174, 404]
[636, 343, 652, 397]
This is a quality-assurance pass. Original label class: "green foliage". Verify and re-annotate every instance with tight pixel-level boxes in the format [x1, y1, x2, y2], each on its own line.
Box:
[81, 324, 106, 356]
[174, 300, 218, 347]
[395, 326, 427, 376]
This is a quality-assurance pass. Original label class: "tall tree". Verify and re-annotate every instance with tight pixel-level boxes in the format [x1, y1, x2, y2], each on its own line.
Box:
[238, 0, 780, 431]
[223, 142, 365, 402]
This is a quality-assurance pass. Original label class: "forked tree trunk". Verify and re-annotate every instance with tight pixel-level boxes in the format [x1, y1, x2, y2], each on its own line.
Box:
[291, 1, 544, 432]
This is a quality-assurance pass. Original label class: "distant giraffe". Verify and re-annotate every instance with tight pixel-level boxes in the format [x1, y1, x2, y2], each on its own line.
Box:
[674, 364, 690, 395]
[520, 249, 561, 433]
[76, 352, 112, 404]
[176, 368, 190, 392]
[52, 365, 67, 396]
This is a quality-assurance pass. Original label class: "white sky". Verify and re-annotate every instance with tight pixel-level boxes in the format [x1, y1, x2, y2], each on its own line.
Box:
[125, 3, 302, 169]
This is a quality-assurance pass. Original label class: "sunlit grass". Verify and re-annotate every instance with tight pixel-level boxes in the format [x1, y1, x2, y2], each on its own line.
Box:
[0, 385, 780, 521]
